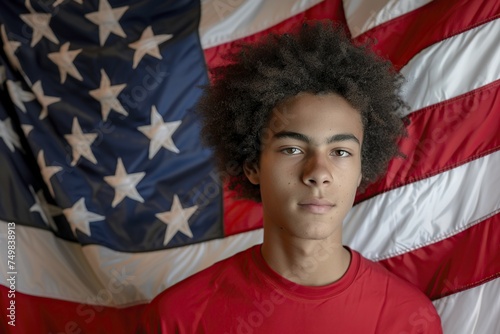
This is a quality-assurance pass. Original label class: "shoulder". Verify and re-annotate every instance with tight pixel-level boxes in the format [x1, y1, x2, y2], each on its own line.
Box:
[355, 252, 424, 295]
[354, 251, 443, 333]
[153, 245, 254, 309]
[139, 246, 257, 332]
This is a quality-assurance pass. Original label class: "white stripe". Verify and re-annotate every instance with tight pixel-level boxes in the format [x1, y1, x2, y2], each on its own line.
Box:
[343, 151, 500, 261]
[2, 152, 498, 305]
[199, 0, 323, 49]
[0, 222, 262, 306]
[401, 18, 500, 115]
[342, 0, 431, 38]
[433, 278, 500, 334]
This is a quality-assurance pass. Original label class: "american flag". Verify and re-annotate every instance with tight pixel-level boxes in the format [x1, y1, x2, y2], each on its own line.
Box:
[0, 0, 499, 333]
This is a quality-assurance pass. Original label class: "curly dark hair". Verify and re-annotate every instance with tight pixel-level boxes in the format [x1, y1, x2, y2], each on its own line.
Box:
[197, 20, 407, 201]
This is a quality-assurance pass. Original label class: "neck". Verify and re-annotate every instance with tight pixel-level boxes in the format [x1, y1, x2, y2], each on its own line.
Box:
[261, 233, 351, 286]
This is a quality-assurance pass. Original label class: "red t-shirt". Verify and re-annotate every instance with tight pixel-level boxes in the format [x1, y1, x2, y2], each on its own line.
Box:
[140, 245, 442, 333]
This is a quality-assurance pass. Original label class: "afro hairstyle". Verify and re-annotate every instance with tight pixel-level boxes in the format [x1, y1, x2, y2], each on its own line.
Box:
[197, 20, 407, 202]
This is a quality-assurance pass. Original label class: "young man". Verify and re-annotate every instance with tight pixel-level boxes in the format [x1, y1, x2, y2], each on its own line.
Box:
[140, 21, 443, 333]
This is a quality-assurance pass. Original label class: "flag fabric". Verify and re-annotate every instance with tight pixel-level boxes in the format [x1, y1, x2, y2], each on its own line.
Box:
[0, 0, 499, 333]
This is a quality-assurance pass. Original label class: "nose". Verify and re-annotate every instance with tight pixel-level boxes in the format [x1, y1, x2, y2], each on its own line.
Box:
[302, 153, 333, 187]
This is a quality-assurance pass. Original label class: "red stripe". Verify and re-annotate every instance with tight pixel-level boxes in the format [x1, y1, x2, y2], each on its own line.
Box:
[223, 187, 263, 236]
[378, 212, 500, 300]
[0, 286, 144, 334]
[354, 0, 500, 70]
[356, 80, 500, 203]
[203, 0, 347, 69]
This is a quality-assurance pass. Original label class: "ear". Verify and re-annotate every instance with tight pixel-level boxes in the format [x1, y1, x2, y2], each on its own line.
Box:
[243, 161, 260, 185]
[357, 173, 362, 187]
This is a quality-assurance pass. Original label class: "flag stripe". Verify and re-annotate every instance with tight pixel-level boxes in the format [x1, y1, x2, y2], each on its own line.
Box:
[343, 0, 431, 38]
[399, 18, 500, 115]
[202, 0, 347, 67]
[344, 151, 500, 260]
[358, 81, 500, 202]
[351, 0, 500, 70]
[433, 278, 500, 334]
[379, 212, 500, 300]
[199, 0, 323, 48]
[223, 187, 263, 236]
[0, 284, 143, 334]
[0, 221, 262, 305]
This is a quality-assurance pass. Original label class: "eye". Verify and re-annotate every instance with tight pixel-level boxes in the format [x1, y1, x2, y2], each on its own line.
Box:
[332, 150, 351, 157]
[281, 147, 302, 155]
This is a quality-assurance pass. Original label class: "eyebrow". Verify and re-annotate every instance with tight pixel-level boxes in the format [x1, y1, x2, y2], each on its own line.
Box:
[273, 131, 360, 146]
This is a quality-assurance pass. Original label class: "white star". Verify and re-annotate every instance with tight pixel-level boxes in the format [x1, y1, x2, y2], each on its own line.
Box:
[21, 124, 34, 137]
[6, 80, 35, 113]
[63, 197, 105, 237]
[32, 80, 61, 119]
[89, 69, 127, 121]
[20, 10, 59, 47]
[1, 25, 21, 72]
[128, 26, 172, 69]
[138, 105, 181, 159]
[29, 185, 61, 231]
[64, 117, 98, 166]
[85, 0, 128, 46]
[47, 42, 83, 83]
[156, 194, 198, 246]
[53, 0, 83, 7]
[37, 150, 63, 198]
[104, 158, 145, 208]
[0, 117, 22, 152]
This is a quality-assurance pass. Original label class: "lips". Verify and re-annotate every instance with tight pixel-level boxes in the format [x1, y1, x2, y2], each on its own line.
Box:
[298, 198, 334, 214]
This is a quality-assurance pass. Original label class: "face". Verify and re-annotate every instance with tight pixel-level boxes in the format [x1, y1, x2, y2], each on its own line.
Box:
[244, 92, 363, 243]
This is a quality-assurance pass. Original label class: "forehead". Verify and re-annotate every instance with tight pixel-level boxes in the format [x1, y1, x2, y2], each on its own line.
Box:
[266, 92, 363, 141]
